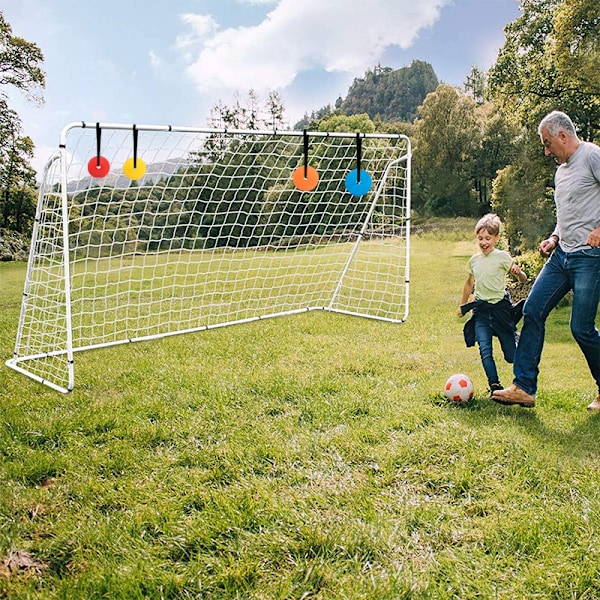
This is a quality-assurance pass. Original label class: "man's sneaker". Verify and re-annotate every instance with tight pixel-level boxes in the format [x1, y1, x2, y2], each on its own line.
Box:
[587, 395, 600, 411]
[491, 384, 535, 408]
[489, 383, 503, 398]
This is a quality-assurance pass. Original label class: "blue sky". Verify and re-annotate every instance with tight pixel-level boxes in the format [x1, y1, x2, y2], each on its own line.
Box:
[3, 0, 521, 174]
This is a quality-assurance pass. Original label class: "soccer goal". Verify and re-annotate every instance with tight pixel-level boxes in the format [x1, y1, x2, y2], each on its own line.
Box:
[6, 122, 411, 393]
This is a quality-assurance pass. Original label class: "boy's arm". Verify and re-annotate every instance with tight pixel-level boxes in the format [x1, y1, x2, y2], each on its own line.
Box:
[509, 262, 527, 283]
[457, 274, 474, 317]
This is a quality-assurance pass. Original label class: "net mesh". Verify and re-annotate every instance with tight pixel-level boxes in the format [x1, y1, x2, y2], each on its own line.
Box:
[7, 123, 411, 392]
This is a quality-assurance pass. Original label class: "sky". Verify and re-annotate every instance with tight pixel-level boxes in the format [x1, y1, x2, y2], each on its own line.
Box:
[2, 0, 521, 175]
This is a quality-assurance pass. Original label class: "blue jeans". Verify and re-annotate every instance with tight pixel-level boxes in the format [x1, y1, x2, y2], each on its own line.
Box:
[514, 246, 600, 395]
[474, 310, 516, 387]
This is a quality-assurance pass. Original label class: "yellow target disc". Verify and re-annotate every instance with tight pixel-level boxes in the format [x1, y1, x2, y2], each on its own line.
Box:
[123, 157, 147, 181]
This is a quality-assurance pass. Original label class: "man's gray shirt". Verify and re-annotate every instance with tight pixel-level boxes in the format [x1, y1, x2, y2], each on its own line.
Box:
[555, 140, 600, 252]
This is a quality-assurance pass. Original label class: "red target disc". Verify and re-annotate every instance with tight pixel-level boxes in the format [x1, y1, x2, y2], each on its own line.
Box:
[87, 156, 110, 178]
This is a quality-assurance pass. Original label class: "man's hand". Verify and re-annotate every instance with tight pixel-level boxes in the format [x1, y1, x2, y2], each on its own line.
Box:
[540, 237, 557, 257]
[587, 226, 600, 248]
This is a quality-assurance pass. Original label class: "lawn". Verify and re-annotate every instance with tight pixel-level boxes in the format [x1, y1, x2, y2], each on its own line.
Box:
[1, 219, 600, 598]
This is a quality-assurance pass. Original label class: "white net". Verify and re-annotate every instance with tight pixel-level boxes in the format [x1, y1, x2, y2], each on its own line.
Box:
[7, 122, 411, 392]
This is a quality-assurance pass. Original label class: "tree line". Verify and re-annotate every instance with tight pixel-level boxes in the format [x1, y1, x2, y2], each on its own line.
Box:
[1, 0, 599, 256]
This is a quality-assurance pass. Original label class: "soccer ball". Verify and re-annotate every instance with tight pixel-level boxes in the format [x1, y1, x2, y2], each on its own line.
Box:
[444, 373, 474, 403]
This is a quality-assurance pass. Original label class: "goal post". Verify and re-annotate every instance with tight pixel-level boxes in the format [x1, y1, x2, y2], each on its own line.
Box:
[6, 122, 411, 393]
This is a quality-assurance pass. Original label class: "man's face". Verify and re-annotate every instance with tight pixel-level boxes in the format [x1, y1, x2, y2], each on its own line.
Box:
[540, 127, 567, 164]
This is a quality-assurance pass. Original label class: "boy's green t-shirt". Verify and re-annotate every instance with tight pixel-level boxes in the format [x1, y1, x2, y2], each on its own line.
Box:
[468, 249, 513, 303]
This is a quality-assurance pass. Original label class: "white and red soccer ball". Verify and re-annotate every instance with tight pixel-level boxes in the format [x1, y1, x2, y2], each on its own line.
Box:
[444, 373, 474, 403]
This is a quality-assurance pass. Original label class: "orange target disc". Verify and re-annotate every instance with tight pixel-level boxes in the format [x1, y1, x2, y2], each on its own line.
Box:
[293, 165, 319, 191]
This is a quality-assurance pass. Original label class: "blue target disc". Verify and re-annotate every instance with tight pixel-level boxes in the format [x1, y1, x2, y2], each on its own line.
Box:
[345, 169, 372, 196]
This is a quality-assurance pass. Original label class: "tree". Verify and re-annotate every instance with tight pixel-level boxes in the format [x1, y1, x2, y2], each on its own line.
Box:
[464, 65, 487, 105]
[488, 0, 599, 139]
[491, 137, 556, 253]
[0, 10, 45, 237]
[0, 101, 36, 232]
[486, 0, 600, 251]
[207, 89, 287, 131]
[552, 0, 600, 140]
[488, 0, 561, 130]
[316, 113, 375, 134]
[471, 102, 521, 211]
[294, 105, 336, 131]
[265, 91, 287, 130]
[412, 85, 480, 216]
[0, 11, 45, 104]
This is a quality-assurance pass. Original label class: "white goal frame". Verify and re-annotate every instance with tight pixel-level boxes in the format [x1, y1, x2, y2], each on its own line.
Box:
[6, 122, 411, 393]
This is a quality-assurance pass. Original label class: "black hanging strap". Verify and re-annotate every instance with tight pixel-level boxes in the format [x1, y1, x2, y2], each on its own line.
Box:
[95, 122, 102, 168]
[133, 125, 138, 169]
[303, 129, 309, 179]
[356, 132, 362, 184]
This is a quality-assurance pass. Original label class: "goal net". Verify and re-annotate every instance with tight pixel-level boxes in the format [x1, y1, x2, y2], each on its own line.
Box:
[6, 122, 411, 393]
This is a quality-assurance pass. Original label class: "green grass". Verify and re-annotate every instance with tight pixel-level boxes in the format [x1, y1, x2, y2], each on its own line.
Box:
[13, 239, 408, 393]
[2, 219, 600, 598]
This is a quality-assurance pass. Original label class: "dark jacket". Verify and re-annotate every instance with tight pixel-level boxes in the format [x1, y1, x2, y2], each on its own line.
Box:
[462, 296, 524, 347]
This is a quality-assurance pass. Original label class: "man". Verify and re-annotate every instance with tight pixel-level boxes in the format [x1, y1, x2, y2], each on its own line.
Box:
[492, 110, 600, 410]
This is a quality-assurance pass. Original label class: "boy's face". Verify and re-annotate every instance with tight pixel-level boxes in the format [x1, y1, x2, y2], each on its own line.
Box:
[476, 228, 500, 255]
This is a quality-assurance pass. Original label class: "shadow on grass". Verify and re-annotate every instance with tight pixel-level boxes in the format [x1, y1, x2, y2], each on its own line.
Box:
[427, 390, 600, 460]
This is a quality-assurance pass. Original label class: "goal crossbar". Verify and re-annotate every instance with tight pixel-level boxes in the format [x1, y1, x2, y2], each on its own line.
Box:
[6, 122, 411, 393]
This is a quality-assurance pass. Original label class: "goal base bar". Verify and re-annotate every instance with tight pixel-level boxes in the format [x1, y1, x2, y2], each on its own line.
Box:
[6, 306, 407, 394]
[5, 359, 74, 394]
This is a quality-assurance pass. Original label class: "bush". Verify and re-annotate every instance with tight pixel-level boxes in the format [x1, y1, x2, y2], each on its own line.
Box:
[0, 229, 29, 261]
[506, 250, 543, 301]
[508, 249, 571, 307]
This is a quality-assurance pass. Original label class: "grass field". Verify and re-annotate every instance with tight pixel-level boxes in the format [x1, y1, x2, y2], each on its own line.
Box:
[2, 219, 600, 598]
[8, 238, 408, 393]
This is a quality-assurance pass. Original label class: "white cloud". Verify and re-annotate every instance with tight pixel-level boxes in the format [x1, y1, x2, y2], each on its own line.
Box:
[149, 50, 162, 70]
[179, 0, 450, 95]
[176, 13, 220, 62]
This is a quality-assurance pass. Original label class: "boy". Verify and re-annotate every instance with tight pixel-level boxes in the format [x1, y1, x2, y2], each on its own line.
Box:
[457, 214, 527, 395]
